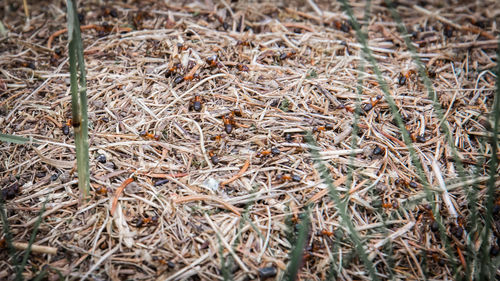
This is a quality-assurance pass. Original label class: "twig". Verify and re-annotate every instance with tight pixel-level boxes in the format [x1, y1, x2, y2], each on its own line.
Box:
[220, 159, 250, 187]
[174, 195, 242, 216]
[110, 177, 134, 216]
[12, 242, 57, 255]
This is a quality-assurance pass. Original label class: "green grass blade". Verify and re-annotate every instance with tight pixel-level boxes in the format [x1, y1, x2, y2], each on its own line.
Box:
[338, 0, 458, 273]
[66, 0, 90, 199]
[283, 206, 310, 281]
[0, 133, 37, 145]
[16, 197, 48, 281]
[479, 37, 500, 280]
[305, 133, 379, 280]
[0, 195, 16, 260]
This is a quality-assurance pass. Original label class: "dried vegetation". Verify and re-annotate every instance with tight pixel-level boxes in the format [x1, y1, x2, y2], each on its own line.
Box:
[0, 0, 499, 280]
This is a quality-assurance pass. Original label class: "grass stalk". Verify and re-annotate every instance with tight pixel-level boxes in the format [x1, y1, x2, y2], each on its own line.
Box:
[66, 0, 90, 199]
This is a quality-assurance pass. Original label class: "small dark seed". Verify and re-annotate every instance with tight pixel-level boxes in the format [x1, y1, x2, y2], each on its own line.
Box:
[174, 76, 184, 85]
[492, 205, 500, 215]
[451, 226, 463, 238]
[193, 101, 202, 112]
[62, 124, 70, 135]
[109, 9, 118, 18]
[444, 25, 453, 38]
[340, 22, 350, 33]
[258, 267, 277, 278]
[363, 103, 373, 112]
[373, 146, 383, 155]
[154, 179, 169, 186]
[136, 219, 144, 228]
[96, 154, 107, 163]
[490, 246, 499, 256]
[409, 181, 418, 189]
[50, 173, 60, 181]
[416, 135, 426, 143]
[398, 74, 406, 85]
[78, 13, 85, 23]
[224, 124, 233, 134]
[430, 221, 439, 232]
[291, 174, 301, 182]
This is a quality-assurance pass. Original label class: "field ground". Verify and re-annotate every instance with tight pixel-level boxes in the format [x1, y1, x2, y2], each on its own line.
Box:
[0, 0, 499, 280]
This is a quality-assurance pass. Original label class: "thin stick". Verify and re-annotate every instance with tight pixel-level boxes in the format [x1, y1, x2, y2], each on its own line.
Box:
[110, 177, 134, 216]
[174, 195, 242, 216]
[48, 24, 132, 49]
[204, 213, 250, 272]
[220, 159, 250, 187]
[306, 176, 346, 204]
[12, 242, 57, 255]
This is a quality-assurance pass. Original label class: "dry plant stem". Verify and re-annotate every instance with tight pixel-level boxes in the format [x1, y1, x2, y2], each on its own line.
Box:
[12, 242, 57, 255]
[48, 24, 133, 49]
[306, 175, 347, 204]
[110, 177, 134, 216]
[220, 159, 250, 187]
[203, 213, 250, 272]
[174, 195, 242, 216]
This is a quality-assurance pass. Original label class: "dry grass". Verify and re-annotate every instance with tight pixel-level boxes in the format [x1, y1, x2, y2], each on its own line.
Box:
[0, 0, 499, 280]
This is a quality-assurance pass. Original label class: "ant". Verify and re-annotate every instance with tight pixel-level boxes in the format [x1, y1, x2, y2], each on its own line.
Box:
[136, 215, 158, 227]
[183, 64, 201, 82]
[277, 50, 297, 61]
[363, 95, 383, 112]
[221, 110, 243, 134]
[189, 95, 203, 112]
[235, 40, 251, 47]
[381, 200, 399, 209]
[420, 204, 440, 232]
[256, 147, 280, 158]
[410, 133, 427, 143]
[312, 124, 334, 134]
[222, 114, 236, 134]
[395, 178, 418, 189]
[140, 131, 160, 141]
[333, 20, 351, 33]
[320, 229, 334, 237]
[166, 63, 182, 77]
[206, 55, 223, 68]
[276, 174, 301, 182]
[212, 135, 224, 143]
[398, 70, 416, 86]
[237, 63, 249, 72]
[208, 151, 220, 165]
[177, 42, 188, 51]
[95, 186, 108, 195]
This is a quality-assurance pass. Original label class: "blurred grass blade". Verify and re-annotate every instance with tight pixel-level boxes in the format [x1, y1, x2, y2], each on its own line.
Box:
[283, 207, 310, 281]
[16, 197, 48, 281]
[305, 133, 379, 280]
[0, 196, 16, 260]
[479, 37, 500, 279]
[0, 133, 36, 145]
[66, 0, 90, 199]
[338, 0, 458, 273]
